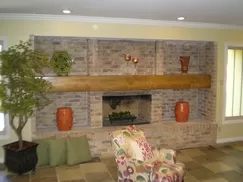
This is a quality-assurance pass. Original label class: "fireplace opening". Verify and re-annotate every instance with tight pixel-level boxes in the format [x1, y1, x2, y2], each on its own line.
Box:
[102, 94, 151, 127]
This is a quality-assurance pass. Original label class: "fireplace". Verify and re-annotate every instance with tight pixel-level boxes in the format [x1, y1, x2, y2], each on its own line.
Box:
[102, 94, 151, 126]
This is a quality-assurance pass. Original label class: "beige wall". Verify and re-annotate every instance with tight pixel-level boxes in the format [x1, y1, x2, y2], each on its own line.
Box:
[0, 19, 243, 157]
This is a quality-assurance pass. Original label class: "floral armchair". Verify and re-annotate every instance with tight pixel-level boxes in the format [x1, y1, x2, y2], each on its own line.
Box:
[110, 125, 185, 182]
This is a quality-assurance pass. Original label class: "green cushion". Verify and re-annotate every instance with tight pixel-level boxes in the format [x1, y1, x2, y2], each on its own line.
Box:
[66, 135, 92, 165]
[49, 138, 67, 167]
[35, 137, 55, 167]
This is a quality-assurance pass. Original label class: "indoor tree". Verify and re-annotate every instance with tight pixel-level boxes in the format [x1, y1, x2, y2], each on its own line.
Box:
[0, 40, 52, 149]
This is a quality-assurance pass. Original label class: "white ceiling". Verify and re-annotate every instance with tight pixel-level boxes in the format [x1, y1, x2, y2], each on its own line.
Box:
[0, 0, 243, 26]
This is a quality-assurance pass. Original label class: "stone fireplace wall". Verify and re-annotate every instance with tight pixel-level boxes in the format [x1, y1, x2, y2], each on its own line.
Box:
[34, 36, 216, 130]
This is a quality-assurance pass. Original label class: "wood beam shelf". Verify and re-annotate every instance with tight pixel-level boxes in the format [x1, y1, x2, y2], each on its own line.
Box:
[44, 74, 211, 92]
[44, 74, 211, 93]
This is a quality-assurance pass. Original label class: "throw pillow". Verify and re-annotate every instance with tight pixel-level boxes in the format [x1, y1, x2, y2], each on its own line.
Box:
[35, 136, 55, 167]
[49, 138, 67, 167]
[66, 135, 92, 165]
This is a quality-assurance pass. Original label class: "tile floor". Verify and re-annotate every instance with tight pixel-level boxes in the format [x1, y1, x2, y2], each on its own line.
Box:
[1, 142, 243, 181]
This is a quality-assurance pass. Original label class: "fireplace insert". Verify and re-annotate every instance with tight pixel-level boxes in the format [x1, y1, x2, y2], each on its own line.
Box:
[102, 94, 151, 127]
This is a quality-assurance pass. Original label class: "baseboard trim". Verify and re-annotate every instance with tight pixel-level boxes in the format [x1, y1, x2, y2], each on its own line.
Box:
[216, 136, 243, 144]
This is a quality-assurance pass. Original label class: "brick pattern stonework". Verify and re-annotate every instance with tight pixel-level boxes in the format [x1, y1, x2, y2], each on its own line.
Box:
[34, 36, 88, 76]
[162, 89, 199, 120]
[34, 36, 89, 128]
[95, 40, 156, 75]
[36, 92, 89, 129]
[198, 42, 217, 122]
[34, 36, 217, 151]
[33, 122, 217, 157]
[89, 92, 103, 128]
[160, 41, 216, 121]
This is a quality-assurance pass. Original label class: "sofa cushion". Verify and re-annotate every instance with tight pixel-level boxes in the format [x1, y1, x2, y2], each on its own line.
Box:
[66, 135, 92, 165]
[49, 138, 67, 167]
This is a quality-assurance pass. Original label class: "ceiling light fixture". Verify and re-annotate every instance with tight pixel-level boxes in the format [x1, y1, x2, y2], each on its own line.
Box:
[177, 17, 185, 20]
[63, 9, 71, 14]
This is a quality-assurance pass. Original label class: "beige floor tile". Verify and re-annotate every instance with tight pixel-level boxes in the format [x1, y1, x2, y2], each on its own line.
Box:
[233, 146, 243, 151]
[80, 162, 114, 182]
[56, 165, 84, 181]
[203, 162, 233, 173]
[177, 154, 194, 162]
[32, 167, 57, 179]
[12, 175, 30, 182]
[85, 172, 115, 182]
[80, 162, 108, 173]
[184, 175, 199, 182]
[188, 168, 217, 180]
[31, 176, 58, 182]
[107, 166, 118, 181]
[201, 177, 229, 182]
[101, 157, 117, 167]
[180, 149, 206, 157]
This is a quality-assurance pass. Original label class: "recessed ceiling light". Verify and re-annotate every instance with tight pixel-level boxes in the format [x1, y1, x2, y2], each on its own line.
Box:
[63, 9, 71, 14]
[177, 17, 185, 20]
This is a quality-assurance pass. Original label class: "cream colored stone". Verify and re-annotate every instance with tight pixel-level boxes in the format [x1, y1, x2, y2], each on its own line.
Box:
[203, 162, 233, 173]
[202, 178, 228, 182]
[56, 165, 84, 181]
[180, 148, 207, 157]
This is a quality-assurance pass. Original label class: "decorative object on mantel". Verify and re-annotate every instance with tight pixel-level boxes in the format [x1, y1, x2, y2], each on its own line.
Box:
[175, 101, 189, 122]
[124, 54, 139, 67]
[56, 107, 73, 131]
[51, 51, 72, 76]
[179, 56, 190, 73]
[124, 54, 132, 62]
[132, 57, 139, 67]
[175, 89, 189, 122]
[0, 40, 52, 175]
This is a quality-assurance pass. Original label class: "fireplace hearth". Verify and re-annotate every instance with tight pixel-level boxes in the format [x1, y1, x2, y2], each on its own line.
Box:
[102, 94, 151, 127]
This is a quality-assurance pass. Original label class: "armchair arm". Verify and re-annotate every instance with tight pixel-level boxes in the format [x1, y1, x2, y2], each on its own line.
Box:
[153, 148, 177, 164]
[115, 156, 153, 181]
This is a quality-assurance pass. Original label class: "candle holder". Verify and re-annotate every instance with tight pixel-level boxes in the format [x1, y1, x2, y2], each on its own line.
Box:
[124, 54, 131, 61]
[123, 54, 139, 68]
[124, 54, 132, 66]
[132, 57, 139, 67]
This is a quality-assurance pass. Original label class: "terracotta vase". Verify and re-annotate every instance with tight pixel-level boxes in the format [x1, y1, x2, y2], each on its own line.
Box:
[175, 101, 189, 122]
[56, 107, 73, 131]
[179, 56, 190, 73]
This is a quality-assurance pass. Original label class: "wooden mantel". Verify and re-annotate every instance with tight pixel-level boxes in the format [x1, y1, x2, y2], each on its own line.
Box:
[44, 74, 211, 92]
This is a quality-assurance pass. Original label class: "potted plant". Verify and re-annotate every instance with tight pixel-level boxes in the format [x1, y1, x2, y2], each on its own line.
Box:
[0, 40, 52, 175]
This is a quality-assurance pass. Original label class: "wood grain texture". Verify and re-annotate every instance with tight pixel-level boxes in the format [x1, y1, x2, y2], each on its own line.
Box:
[44, 74, 211, 92]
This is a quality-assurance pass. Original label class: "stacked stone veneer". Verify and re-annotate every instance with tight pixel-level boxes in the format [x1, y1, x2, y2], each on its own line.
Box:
[33, 122, 217, 157]
[33, 36, 217, 150]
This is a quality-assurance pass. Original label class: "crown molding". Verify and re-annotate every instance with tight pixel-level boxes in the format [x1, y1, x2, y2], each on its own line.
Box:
[1, 13, 243, 30]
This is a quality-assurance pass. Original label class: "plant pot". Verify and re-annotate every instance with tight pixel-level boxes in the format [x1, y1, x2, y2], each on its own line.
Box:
[175, 101, 189, 122]
[2, 141, 38, 175]
[179, 56, 190, 73]
[56, 107, 73, 131]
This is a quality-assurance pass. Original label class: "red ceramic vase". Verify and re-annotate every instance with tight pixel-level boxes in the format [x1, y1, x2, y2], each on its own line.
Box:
[179, 56, 190, 73]
[175, 102, 189, 122]
[56, 107, 73, 131]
